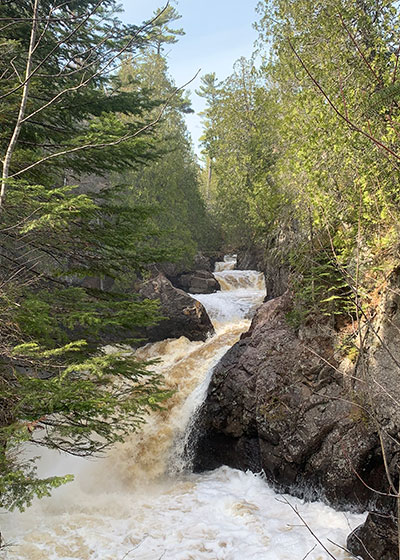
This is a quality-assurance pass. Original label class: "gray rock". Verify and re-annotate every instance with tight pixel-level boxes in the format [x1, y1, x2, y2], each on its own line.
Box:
[237, 240, 290, 300]
[356, 267, 400, 439]
[173, 270, 221, 294]
[139, 273, 214, 342]
[347, 513, 398, 560]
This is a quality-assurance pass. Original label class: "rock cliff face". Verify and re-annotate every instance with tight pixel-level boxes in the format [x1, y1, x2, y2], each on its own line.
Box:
[357, 267, 400, 458]
[192, 273, 400, 559]
[192, 293, 386, 510]
[139, 273, 214, 342]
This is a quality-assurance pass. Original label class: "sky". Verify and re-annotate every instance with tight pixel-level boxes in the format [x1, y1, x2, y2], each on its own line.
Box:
[119, 0, 260, 157]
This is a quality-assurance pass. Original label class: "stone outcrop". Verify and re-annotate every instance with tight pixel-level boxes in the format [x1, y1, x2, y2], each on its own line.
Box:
[191, 271, 400, 559]
[174, 270, 221, 294]
[346, 267, 400, 559]
[159, 252, 224, 295]
[192, 292, 386, 510]
[236, 246, 264, 272]
[139, 273, 214, 343]
[347, 513, 398, 560]
[356, 267, 400, 448]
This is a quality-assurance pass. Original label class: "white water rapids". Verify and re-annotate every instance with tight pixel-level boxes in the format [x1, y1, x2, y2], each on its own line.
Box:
[1, 257, 365, 560]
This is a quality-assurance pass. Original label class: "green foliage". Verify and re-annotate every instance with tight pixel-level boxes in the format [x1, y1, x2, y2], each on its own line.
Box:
[115, 49, 221, 257]
[0, 445, 73, 512]
[197, 59, 283, 249]
[0, 176, 177, 510]
[255, 0, 400, 316]
[201, 0, 400, 324]
[0, 0, 197, 512]
[286, 247, 356, 328]
[0, 0, 221, 514]
[0, 0, 160, 185]
[145, 4, 185, 55]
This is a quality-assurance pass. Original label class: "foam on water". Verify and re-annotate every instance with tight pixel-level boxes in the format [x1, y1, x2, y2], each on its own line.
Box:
[193, 269, 266, 324]
[0, 261, 366, 560]
[1, 467, 364, 560]
[214, 254, 237, 272]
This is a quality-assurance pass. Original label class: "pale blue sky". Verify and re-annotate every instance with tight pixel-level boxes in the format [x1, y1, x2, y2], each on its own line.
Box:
[119, 1, 260, 156]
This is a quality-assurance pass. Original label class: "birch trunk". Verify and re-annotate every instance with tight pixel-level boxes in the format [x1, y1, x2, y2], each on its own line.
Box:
[0, 0, 39, 209]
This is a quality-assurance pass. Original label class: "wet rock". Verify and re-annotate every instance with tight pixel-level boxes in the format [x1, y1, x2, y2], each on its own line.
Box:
[236, 246, 264, 271]
[192, 292, 384, 510]
[154, 252, 224, 294]
[139, 273, 214, 343]
[347, 513, 399, 560]
[177, 270, 221, 294]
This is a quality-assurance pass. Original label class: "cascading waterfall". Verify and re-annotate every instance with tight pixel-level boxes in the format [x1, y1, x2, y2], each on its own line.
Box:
[0, 259, 365, 560]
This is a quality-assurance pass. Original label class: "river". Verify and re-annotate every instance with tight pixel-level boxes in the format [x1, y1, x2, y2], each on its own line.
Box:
[1, 257, 365, 560]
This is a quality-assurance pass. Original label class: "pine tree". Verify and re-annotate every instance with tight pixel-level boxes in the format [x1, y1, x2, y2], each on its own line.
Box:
[115, 11, 220, 258]
[0, 1, 183, 511]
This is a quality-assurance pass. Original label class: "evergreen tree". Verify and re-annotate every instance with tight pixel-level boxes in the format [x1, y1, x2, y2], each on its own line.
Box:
[147, 4, 185, 55]
[198, 60, 278, 248]
[0, 1, 183, 511]
[0, 0, 167, 198]
[115, 13, 220, 258]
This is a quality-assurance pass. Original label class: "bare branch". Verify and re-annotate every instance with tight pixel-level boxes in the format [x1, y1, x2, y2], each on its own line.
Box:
[277, 496, 339, 559]
[0, 0, 105, 102]
[9, 57, 22, 83]
[301, 545, 317, 559]
[337, 13, 383, 86]
[1, 0, 40, 207]
[327, 538, 370, 560]
[19, 4, 171, 126]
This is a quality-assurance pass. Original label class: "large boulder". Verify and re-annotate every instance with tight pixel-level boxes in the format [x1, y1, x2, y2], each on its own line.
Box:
[192, 292, 386, 510]
[160, 252, 225, 294]
[347, 513, 398, 560]
[139, 273, 214, 343]
[175, 270, 221, 294]
[155, 252, 223, 280]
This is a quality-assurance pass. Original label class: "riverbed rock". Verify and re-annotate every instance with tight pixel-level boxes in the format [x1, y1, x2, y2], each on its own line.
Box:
[156, 252, 224, 279]
[153, 252, 224, 294]
[139, 273, 214, 342]
[176, 270, 221, 294]
[347, 513, 398, 560]
[192, 292, 385, 510]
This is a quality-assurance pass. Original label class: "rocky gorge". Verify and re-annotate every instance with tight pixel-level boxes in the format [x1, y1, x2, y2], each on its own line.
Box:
[189, 253, 400, 560]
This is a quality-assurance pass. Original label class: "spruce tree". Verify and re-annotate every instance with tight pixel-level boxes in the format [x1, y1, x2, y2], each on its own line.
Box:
[0, 0, 181, 511]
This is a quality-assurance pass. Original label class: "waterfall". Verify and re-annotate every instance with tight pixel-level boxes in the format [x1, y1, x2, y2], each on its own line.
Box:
[0, 259, 365, 560]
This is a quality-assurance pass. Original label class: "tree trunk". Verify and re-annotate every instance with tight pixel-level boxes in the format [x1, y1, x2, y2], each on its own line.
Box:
[0, 0, 39, 208]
